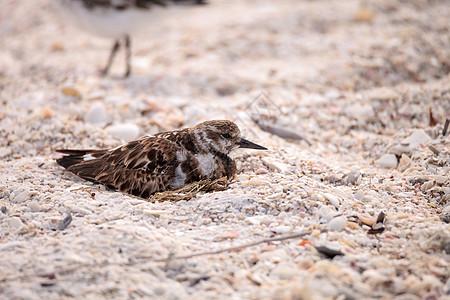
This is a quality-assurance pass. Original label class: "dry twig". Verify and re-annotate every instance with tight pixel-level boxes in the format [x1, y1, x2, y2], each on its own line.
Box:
[428, 145, 440, 156]
[154, 230, 313, 262]
[443, 119, 449, 136]
[146, 177, 228, 202]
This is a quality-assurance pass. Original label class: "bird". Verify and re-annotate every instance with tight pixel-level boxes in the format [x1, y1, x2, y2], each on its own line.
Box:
[55, 0, 207, 77]
[56, 120, 267, 198]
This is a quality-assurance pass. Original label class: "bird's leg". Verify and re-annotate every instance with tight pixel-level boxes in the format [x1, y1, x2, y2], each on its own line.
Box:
[101, 39, 120, 76]
[124, 34, 131, 78]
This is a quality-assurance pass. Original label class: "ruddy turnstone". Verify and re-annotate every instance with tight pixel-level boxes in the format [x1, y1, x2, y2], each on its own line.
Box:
[56, 120, 267, 198]
[56, 0, 207, 77]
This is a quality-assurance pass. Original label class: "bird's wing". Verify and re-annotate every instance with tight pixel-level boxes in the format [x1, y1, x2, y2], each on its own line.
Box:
[79, 0, 207, 9]
[57, 137, 182, 198]
[153, 128, 199, 153]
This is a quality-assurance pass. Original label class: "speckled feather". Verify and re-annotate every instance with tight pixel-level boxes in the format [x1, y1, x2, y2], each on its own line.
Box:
[56, 120, 267, 198]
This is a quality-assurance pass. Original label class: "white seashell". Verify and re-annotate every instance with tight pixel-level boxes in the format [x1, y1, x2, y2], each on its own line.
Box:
[261, 157, 291, 173]
[0, 147, 12, 158]
[434, 175, 447, 184]
[106, 123, 140, 142]
[375, 154, 398, 168]
[323, 193, 340, 208]
[84, 102, 108, 126]
[401, 129, 431, 150]
[7, 217, 25, 230]
[28, 201, 42, 212]
[12, 188, 30, 203]
[328, 216, 347, 232]
[273, 225, 291, 234]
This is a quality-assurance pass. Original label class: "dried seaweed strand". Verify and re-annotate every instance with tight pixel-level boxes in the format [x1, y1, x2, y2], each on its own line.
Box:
[153, 230, 313, 262]
[146, 177, 228, 202]
[251, 117, 312, 146]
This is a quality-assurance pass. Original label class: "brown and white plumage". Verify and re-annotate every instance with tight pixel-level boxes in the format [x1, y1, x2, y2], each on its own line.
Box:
[56, 120, 267, 198]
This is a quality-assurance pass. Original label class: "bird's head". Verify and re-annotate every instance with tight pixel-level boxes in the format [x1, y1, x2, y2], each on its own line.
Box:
[193, 120, 267, 154]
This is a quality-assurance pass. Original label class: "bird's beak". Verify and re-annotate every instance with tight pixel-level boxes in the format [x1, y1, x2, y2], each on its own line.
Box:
[237, 138, 267, 150]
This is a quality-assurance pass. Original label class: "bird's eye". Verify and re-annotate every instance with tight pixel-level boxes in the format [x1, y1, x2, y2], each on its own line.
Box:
[221, 133, 231, 139]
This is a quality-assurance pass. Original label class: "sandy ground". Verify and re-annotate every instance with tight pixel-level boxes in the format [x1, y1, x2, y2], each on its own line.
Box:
[1, 0, 449, 299]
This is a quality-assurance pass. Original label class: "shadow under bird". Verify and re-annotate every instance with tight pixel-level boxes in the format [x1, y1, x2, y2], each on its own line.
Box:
[56, 0, 207, 77]
[56, 120, 267, 198]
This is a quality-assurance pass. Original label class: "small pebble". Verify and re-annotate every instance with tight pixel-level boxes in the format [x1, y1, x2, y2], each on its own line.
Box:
[343, 170, 360, 185]
[434, 175, 447, 184]
[28, 201, 42, 212]
[354, 190, 365, 200]
[420, 180, 435, 192]
[323, 193, 340, 208]
[372, 223, 385, 231]
[439, 215, 449, 223]
[59, 86, 82, 101]
[255, 167, 269, 175]
[273, 225, 291, 234]
[12, 188, 30, 203]
[401, 129, 431, 150]
[323, 212, 340, 222]
[8, 217, 25, 230]
[143, 209, 169, 216]
[84, 102, 108, 126]
[374, 154, 398, 168]
[362, 269, 388, 287]
[310, 229, 321, 238]
[246, 216, 265, 225]
[314, 246, 344, 259]
[153, 285, 166, 296]
[106, 123, 140, 142]
[328, 216, 347, 231]
[261, 157, 290, 173]
[358, 214, 376, 226]
[344, 103, 374, 121]
[354, 8, 375, 22]
[442, 205, 450, 215]
[391, 144, 412, 156]
[271, 264, 296, 280]
[0, 147, 12, 158]
[242, 179, 267, 186]
[398, 154, 411, 171]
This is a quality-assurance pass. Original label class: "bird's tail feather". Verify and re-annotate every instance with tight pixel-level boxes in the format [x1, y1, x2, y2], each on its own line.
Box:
[55, 149, 107, 174]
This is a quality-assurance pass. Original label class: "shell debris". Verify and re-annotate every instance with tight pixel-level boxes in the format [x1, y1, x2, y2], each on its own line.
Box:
[1, 0, 450, 299]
